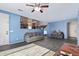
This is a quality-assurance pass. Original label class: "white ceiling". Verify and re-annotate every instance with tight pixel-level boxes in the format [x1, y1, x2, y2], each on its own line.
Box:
[0, 3, 79, 22]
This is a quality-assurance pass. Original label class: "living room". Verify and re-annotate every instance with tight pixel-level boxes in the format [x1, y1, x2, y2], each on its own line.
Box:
[0, 3, 79, 56]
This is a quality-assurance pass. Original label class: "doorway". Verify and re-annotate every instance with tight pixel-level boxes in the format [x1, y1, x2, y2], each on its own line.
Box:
[0, 13, 9, 46]
[68, 21, 77, 39]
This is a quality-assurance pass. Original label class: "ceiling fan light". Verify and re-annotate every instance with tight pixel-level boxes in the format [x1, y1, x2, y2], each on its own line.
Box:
[34, 7, 41, 11]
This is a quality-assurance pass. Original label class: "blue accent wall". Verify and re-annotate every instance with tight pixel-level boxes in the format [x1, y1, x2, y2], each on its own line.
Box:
[9, 14, 23, 44]
[47, 19, 78, 39]
[47, 21, 67, 38]
[0, 10, 43, 44]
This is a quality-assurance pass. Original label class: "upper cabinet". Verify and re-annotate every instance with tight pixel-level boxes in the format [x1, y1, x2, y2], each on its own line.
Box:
[20, 16, 47, 29]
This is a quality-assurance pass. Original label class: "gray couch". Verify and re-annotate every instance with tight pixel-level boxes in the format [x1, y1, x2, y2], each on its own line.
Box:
[51, 31, 64, 39]
[24, 32, 44, 43]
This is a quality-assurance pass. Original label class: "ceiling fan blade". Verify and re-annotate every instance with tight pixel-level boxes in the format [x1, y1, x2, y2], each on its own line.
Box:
[26, 4, 34, 7]
[40, 10, 43, 13]
[31, 9, 35, 12]
[41, 5, 49, 8]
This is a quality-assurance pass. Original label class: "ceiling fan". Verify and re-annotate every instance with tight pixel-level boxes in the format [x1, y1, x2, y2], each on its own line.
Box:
[26, 3, 49, 13]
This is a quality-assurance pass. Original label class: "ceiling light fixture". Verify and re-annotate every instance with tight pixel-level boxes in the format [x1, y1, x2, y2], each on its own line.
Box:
[26, 3, 49, 13]
[34, 7, 41, 11]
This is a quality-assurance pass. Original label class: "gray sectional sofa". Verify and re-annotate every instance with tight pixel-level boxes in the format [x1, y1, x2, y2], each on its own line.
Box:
[24, 32, 44, 43]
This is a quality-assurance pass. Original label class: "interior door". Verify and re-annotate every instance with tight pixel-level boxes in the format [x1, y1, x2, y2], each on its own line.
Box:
[69, 21, 77, 38]
[0, 13, 9, 46]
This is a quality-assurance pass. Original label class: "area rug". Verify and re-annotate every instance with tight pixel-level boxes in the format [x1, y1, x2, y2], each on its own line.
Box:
[0, 43, 36, 56]
[0, 43, 55, 56]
